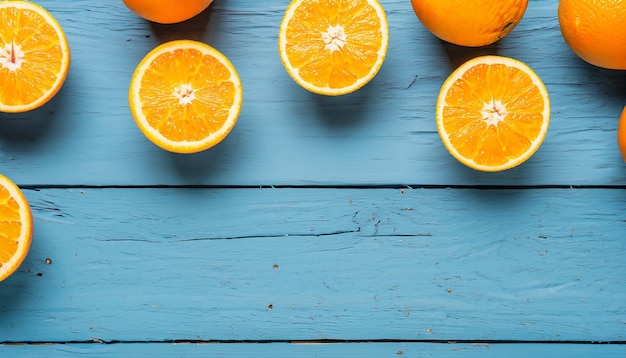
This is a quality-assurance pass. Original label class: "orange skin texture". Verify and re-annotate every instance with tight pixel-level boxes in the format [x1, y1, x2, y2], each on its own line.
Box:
[409, 0, 528, 47]
[618, 106, 626, 161]
[558, 0, 626, 70]
[122, 0, 214, 24]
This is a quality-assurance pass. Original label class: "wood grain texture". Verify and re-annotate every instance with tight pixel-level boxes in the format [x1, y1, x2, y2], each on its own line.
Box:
[1, 0, 625, 186]
[0, 188, 624, 342]
[1, 342, 624, 358]
[1, 0, 624, 355]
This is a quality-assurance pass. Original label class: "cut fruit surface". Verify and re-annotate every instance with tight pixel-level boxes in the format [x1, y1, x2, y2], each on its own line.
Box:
[278, 0, 389, 96]
[128, 40, 243, 154]
[0, 1, 70, 113]
[618, 106, 626, 161]
[436, 56, 550, 172]
[0, 174, 33, 282]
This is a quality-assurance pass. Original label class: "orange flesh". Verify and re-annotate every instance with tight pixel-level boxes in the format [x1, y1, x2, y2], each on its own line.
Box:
[138, 48, 237, 142]
[618, 106, 626, 161]
[284, 0, 384, 90]
[0, 186, 22, 267]
[0, 6, 65, 107]
[441, 63, 545, 167]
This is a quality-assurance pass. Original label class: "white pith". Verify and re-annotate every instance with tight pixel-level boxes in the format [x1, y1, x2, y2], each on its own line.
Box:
[322, 24, 347, 53]
[173, 84, 196, 105]
[481, 99, 508, 127]
[0, 42, 25, 71]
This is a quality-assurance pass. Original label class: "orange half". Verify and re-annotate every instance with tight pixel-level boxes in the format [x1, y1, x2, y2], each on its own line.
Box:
[0, 1, 70, 113]
[129, 40, 243, 154]
[0, 174, 33, 282]
[436, 56, 550, 172]
[278, 0, 389, 96]
[618, 106, 626, 161]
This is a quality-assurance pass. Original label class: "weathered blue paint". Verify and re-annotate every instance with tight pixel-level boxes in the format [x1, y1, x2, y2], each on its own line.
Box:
[0, 188, 624, 344]
[0, 0, 624, 355]
[0, 342, 625, 357]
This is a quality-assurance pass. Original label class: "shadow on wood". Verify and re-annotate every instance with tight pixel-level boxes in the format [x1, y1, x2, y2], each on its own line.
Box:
[147, 3, 215, 43]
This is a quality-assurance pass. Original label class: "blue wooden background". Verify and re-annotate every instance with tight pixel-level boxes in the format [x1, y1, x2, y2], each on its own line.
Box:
[1, 0, 625, 356]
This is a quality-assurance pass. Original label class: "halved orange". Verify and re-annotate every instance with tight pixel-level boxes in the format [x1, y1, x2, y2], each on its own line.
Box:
[0, 1, 70, 113]
[278, 0, 389, 96]
[618, 106, 626, 161]
[436, 56, 550, 172]
[0, 174, 33, 282]
[129, 40, 243, 154]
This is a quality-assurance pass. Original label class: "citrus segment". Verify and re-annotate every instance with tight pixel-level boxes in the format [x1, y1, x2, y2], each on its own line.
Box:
[129, 40, 243, 154]
[436, 56, 550, 172]
[0, 1, 70, 113]
[410, 0, 528, 47]
[278, 0, 389, 96]
[0, 174, 33, 282]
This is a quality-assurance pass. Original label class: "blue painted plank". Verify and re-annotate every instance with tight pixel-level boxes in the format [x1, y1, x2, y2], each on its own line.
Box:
[0, 342, 624, 358]
[1, 0, 626, 186]
[0, 188, 623, 342]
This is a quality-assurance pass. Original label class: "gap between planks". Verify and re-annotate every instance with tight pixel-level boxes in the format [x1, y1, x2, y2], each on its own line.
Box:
[3, 339, 626, 346]
[17, 184, 626, 190]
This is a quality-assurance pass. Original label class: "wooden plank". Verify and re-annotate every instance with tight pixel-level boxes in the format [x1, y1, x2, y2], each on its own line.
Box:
[1, 0, 625, 186]
[0, 188, 623, 342]
[1, 342, 624, 357]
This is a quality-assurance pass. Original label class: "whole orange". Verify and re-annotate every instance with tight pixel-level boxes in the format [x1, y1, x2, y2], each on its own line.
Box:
[410, 0, 528, 47]
[558, 0, 626, 70]
[618, 106, 626, 161]
[122, 0, 214, 24]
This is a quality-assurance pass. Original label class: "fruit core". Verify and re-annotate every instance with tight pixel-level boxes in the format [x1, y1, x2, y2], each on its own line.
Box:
[322, 25, 347, 52]
[481, 100, 508, 127]
[1, 42, 25, 71]
[173, 84, 196, 105]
